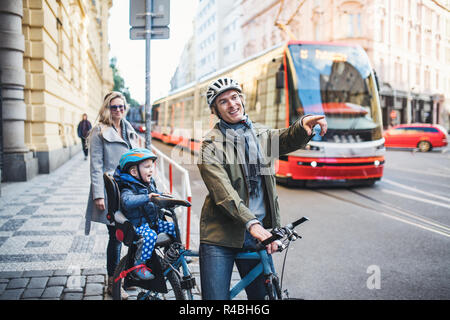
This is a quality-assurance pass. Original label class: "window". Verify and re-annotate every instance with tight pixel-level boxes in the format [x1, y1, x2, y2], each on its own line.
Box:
[424, 68, 430, 90]
[347, 13, 362, 37]
[416, 65, 420, 85]
[436, 42, 440, 60]
[425, 38, 432, 56]
[396, 25, 402, 47]
[340, 2, 363, 38]
[416, 34, 421, 54]
[394, 61, 402, 83]
[408, 31, 411, 50]
[380, 20, 385, 42]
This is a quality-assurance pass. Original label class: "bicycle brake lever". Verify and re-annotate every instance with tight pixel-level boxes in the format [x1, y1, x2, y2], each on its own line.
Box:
[289, 230, 301, 241]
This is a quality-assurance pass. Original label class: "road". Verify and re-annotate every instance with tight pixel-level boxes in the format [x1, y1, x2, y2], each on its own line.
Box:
[152, 139, 450, 300]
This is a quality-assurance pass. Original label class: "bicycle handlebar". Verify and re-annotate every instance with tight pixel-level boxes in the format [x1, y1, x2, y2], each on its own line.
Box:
[287, 216, 309, 229]
[255, 216, 309, 251]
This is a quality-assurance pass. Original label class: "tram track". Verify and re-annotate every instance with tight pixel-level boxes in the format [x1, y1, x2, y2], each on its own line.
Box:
[314, 188, 450, 238]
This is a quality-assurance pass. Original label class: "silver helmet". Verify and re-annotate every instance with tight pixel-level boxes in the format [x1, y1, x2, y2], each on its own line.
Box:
[206, 77, 242, 108]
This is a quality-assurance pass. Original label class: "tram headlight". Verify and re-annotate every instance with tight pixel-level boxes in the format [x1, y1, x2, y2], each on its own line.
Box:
[374, 160, 380, 167]
[311, 161, 318, 167]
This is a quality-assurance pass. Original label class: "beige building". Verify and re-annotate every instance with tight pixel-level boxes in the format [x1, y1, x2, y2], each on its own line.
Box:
[240, 0, 450, 130]
[1, 0, 113, 182]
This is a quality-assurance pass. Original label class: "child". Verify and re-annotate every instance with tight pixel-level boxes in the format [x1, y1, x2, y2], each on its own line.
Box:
[113, 148, 177, 280]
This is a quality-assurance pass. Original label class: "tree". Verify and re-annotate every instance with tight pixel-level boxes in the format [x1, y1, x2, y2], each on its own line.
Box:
[110, 57, 140, 108]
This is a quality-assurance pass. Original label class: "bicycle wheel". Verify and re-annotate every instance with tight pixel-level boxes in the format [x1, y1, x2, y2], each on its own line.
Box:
[112, 255, 186, 300]
[272, 275, 283, 299]
[112, 255, 129, 300]
[264, 274, 283, 300]
[164, 269, 186, 300]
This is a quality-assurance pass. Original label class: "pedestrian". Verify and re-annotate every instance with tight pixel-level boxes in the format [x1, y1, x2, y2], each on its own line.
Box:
[113, 148, 177, 280]
[84, 91, 143, 299]
[77, 113, 92, 160]
[198, 77, 327, 300]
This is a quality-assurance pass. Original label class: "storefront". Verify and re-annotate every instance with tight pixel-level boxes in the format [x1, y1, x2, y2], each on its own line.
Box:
[379, 83, 436, 129]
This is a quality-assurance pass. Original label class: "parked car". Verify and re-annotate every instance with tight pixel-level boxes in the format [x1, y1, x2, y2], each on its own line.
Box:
[383, 123, 448, 152]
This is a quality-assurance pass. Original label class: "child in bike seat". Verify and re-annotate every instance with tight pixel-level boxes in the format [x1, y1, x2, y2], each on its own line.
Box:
[113, 148, 177, 280]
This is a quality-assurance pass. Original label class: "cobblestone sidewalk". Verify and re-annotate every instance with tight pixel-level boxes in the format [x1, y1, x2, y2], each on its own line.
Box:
[0, 268, 108, 300]
[0, 151, 116, 299]
[0, 149, 247, 300]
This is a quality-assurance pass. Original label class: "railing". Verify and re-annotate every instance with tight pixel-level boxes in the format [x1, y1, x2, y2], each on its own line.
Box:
[150, 145, 193, 249]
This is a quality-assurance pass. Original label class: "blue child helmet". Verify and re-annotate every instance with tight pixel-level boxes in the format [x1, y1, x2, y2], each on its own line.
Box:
[119, 148, 157, 172]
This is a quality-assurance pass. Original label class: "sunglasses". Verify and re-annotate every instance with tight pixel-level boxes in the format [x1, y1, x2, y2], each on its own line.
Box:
[109, 105, 126, 111]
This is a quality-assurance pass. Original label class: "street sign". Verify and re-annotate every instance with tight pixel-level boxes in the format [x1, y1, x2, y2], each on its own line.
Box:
[129, 0, 171, 149]
[130, 0, 170, 28]
[130, 26, 170, 40]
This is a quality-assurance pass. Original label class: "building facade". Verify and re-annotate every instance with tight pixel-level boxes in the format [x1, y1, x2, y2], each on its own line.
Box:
[171, 0, 244, 90]
[0, 0, 113, 183]
[170, 34, 196, 91]
[240, 0, 450, 130]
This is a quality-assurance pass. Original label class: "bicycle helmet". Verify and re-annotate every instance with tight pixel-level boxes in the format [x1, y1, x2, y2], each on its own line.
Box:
[206, 77, 242, 109]
[119, 148, 157, 172]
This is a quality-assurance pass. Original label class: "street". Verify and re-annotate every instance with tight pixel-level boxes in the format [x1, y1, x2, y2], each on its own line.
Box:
[155, 140, 450, 300]
[274, 146, 450, 300]
[0, 139, 448, 300]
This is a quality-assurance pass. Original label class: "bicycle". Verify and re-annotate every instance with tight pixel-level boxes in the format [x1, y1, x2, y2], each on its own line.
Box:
[103, 172, 309, 300]
[226, 216, 309, 300]
[103, 173, 199, 300]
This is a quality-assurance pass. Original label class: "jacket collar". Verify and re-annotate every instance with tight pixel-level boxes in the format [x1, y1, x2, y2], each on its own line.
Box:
[102, 120, 137, 145]
[203, 121, 267, 143]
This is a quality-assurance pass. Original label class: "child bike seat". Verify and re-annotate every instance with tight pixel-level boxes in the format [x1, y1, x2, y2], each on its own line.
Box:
[103, 172, 140, 247]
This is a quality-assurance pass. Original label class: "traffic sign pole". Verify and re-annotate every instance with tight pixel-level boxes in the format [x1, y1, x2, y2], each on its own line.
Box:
[145, 0, 152, 148]
[129, 0, 169, 148]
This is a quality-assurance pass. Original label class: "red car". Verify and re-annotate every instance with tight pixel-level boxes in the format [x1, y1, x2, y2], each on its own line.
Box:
[383, 124, 448, 152]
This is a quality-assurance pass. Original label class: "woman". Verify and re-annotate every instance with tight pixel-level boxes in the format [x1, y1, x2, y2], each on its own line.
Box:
[85, 91, 143, 299]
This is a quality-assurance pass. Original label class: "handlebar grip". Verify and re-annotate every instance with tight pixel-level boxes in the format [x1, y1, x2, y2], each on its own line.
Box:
[287, 216, 309, 229]
[255, 233, 280, 251]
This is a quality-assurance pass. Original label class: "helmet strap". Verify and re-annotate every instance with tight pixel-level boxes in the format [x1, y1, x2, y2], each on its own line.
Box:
[135, 163, 147, 185]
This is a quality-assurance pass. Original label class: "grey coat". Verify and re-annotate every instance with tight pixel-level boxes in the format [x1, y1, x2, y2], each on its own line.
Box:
[84, 119, 141, 235]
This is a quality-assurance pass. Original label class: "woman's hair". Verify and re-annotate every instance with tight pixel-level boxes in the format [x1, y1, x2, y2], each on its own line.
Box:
[87, 91, 128, 146]
[97, 91, 128, 127]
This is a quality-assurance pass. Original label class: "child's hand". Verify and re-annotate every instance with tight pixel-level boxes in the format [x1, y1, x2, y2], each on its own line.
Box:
[161, 193, 173, 198]
[148, 193, 159, 200]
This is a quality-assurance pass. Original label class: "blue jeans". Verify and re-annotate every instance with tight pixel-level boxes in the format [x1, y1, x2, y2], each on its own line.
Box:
[106, 225, 122, 276]
[199, 243, 267, 300]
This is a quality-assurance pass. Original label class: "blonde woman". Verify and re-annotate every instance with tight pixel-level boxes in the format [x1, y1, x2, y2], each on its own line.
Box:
[85, 91, 143, 299]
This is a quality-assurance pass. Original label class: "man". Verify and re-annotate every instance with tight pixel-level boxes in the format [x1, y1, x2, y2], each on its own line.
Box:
[77, 113, 92, 160]
[197, 76, 327, 300]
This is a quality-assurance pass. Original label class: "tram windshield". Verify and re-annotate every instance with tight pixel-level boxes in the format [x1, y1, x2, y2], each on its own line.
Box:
[288, 43, 383, 142]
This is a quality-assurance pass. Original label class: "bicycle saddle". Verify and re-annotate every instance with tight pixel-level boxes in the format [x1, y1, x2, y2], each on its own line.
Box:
[152, 195, 191, 209]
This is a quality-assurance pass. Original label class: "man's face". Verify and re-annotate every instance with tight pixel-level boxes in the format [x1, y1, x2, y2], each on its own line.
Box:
[214, 90, 245, 124]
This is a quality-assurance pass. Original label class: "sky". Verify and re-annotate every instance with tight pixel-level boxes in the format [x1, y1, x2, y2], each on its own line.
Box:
[108, 0, 199, 105]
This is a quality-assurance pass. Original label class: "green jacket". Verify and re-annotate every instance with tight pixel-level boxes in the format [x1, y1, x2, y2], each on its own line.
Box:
[197, 118, 312, 248]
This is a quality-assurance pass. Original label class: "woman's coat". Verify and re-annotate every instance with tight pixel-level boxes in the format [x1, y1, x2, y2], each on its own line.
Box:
[84, 119, 140, 235]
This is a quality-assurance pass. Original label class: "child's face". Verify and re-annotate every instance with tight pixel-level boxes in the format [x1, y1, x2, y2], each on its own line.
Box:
[137, 159, 154, 183]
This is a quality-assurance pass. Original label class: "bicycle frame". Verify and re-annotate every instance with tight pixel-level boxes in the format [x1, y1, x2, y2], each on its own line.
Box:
[230, 250, 276, 300]
[161, 248, 276, 300]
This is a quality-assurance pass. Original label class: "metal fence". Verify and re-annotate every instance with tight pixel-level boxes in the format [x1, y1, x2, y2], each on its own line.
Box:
[150, 144, 193, 249]
[0, 70, 3, 184]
